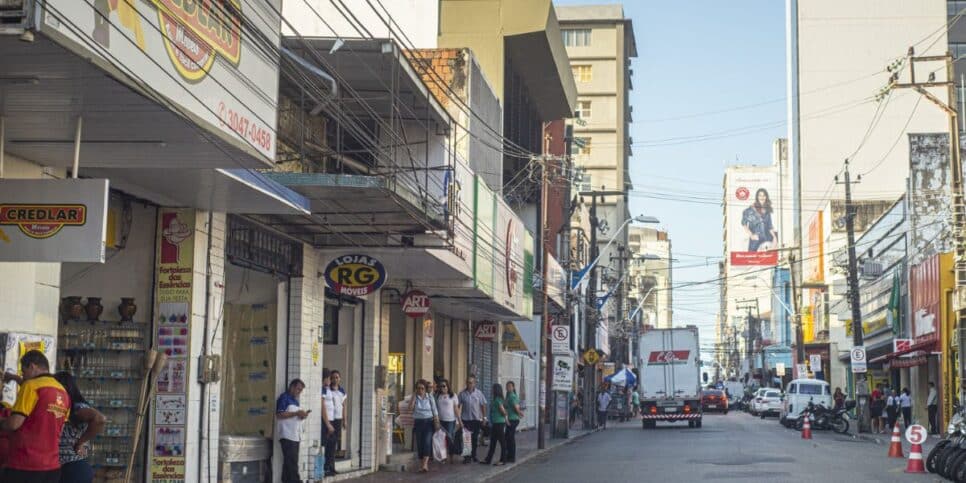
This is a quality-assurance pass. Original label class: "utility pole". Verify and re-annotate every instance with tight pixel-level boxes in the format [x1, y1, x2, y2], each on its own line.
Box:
[788, 252, 805, 366]
[538, 152, 553, 449]
[616, 244, 626, 364]
[891, 48, 966, 407]
[838, 160, 869, 432]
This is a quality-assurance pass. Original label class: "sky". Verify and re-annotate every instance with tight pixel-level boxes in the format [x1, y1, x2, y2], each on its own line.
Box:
[554, 0, 788, 349]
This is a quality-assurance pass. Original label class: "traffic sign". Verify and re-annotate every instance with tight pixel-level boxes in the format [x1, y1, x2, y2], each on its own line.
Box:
[551, 326, 570, 354]
[850, 346, 867, 373]
[582, 348, 600, 365]
[905, 424, 927, 445]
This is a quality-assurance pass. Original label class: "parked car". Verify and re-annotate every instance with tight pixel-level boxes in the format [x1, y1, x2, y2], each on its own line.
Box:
[754, 389, 783, 418]
[780, 378, 832, 427]
[701, 389, 729, 413]
[749, 388, 768, 415]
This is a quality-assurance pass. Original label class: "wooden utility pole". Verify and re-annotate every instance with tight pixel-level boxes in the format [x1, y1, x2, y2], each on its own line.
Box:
[837, 160, 868, 431]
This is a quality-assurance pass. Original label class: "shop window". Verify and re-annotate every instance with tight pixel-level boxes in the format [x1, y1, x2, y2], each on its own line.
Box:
[324, 303, 339, 344]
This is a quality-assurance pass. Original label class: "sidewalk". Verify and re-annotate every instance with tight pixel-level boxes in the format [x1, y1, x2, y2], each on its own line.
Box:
[342, 425, 598, 483]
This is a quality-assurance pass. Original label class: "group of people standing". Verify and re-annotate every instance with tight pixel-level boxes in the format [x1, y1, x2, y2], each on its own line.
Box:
[868, 382, 937, 434]
[0, 350, 107, 483]
[408, 375, 524, 473]
[275, 368, 347, 483]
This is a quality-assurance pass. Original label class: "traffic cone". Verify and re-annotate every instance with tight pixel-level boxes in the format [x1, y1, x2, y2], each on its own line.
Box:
[887, 422, 904, 458]
[801, 413, 812, 440]
[905, 441, 926, 473]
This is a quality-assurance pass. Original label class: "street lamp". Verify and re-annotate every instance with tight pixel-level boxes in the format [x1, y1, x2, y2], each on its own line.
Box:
[571, 214, 660, 290]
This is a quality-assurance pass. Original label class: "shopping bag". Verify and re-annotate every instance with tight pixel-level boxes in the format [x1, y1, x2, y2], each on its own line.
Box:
[461, 427, 472, 457]
[452, 427, 464, 455]
[432, 429, 449, 461]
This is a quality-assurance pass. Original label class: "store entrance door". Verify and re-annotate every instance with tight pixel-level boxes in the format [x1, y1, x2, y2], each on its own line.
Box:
[323, 296, 363, 469]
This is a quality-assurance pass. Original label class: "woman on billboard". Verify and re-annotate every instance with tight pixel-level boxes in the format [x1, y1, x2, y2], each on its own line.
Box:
[741, 188, 777, 251]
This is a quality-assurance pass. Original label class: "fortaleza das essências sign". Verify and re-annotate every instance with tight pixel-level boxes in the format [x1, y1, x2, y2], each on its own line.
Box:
[324, 254, 388, 296]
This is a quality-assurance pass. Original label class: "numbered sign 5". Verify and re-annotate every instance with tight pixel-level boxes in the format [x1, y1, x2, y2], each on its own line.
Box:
[905, 424, 927, 445]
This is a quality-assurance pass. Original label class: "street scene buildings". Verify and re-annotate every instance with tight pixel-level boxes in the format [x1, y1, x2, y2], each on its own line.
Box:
[3, 0, 966, 482]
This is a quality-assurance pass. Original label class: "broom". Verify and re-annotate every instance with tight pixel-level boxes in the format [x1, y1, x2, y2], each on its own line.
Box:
[124, 350, 167, 483]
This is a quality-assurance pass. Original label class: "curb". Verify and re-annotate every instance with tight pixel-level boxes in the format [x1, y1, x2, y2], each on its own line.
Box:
[479, 428, 602, 483]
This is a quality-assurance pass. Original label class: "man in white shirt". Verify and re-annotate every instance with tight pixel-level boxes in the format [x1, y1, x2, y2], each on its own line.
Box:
[321, 370, 347, 477]
[597, 389, 612, 430]
[927, 382, 939, 434]
[276, 379, 309, 483]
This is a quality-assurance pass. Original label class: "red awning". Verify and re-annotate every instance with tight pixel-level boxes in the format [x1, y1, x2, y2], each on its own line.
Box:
[869, 339, 937, 364]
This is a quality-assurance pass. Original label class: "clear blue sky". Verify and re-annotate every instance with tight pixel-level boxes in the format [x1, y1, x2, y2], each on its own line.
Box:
[554, 1, 787, 347]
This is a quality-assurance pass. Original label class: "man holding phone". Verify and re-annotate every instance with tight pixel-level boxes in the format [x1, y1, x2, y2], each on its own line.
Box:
[276, 379, 309, 483]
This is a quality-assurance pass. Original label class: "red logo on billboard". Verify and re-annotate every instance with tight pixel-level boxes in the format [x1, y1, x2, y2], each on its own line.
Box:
[735, 187, 750, 200]
[647, 350, 690, 365]
[401, 290, 431, 317]
[505, 219, 519, 295]
[0, 204, 86, 239]
[160, 212, 192, 264]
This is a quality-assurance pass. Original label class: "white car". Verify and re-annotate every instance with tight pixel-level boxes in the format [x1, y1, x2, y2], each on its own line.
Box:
[749, 388, 767, 415]
[754, 389, 783, 418]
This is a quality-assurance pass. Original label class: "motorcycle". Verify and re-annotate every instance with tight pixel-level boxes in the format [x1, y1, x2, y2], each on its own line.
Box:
[928, 404, 966, 480]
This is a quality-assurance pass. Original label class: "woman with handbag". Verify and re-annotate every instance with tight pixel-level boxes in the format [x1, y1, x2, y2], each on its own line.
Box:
[482, 384, 508, 466]
[409, 380, 440, 473]
[435, 379, 461, 463]
[504, 381, 524, 463]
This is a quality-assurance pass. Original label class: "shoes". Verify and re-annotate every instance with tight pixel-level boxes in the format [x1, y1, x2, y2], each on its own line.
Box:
[493, 462, 505, 466]
[480, 460, 491, 465]
[325, 470, 336, 477]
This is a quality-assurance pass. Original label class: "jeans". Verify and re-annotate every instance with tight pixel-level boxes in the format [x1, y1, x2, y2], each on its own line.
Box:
[59, 460, 94, 483]
[902, 407, 912, 427]
[929, 404, 939, 434]
[3, 469, 61, 483]
[414, 418, 434, 459]
[598, 410, 608, 428]
[280, 438, 300, 483]
[505, 420, 519, 462]
[463, 419, 482, 460]
[440, 420, 456, 453]
[484, 422, 506, 463]
[322, 419, 343, 474]
[886, 407, 898, 430]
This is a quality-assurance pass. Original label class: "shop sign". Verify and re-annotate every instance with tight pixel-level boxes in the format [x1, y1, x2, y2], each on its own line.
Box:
[323, 254, 388, 296]
[894, 339, 912, 352]
[423, 318, 433, 355]
[552, 355, 574, 392]
[502, 322, 527, 352]
[0, 179, 109, 262]
[41, 0, 280, 161]
[776, 363, 786, 376]
[809, 354, 822, 371]
[401, 290, 431, 317]
[475, 322, 497, 341]
[911, 255, 940, 344]
[151, 208, 195, 482]
[545, 255, 566, 307]
[551, 326, 570, 355]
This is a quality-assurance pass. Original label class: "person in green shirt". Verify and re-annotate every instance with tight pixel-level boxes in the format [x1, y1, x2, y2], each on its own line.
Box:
[631, 386, 641, 417]
[482, 383, 508, 465]
[504, 381, 525, 463]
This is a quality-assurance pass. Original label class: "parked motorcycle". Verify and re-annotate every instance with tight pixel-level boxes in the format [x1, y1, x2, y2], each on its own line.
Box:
[928, 404, 966, 481]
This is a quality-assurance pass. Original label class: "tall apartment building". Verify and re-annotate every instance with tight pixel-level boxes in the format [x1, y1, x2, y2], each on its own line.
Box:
[627, 226, 673, 328]
[556, 4, 637, 333]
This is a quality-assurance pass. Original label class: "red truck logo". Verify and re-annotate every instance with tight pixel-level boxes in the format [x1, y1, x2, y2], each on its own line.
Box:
[648, 350, 690, 365]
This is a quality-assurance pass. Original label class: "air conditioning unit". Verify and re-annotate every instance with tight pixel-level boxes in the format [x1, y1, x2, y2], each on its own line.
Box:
[860, 260, 883, 279]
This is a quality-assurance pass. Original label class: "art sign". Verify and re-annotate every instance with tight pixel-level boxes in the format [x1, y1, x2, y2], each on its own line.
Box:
[323, 254, 387, 296]
[401, 290, 431, 317]
[0, 179, 108, 262]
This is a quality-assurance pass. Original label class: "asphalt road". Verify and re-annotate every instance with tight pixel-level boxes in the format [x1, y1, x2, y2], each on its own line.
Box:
[498, 411, 944, 483]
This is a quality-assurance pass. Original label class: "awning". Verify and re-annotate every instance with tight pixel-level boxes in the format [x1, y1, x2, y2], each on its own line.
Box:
[869, 339, 939, 364]
[85, 168, 310, 215]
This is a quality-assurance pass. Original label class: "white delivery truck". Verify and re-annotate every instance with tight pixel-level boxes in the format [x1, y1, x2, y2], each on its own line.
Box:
[638, 326, 703, 429]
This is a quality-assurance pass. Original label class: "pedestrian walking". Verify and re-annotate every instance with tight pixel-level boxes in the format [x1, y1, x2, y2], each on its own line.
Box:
[276, 379, 309, 483]
[0, 351, 71, 483]
[410, 380, 440, 473]
[870, 384, 884, 434]
[458, 376, 487, 464]
[597, 388, 612, 429]
[927, 382, 939, 435]
[886, 389, 899, 431]
[833, 387, 845, 410]
[54, 372, 106, 483]
[435, 379, 461, 463]
[504, 381, 524, 463]
[900, 387, 912, 429]
[482, 383, 507, 466]
[570, 389, 583, 427]
[631, 387, 640, 417]
[321, 370, 347, 477]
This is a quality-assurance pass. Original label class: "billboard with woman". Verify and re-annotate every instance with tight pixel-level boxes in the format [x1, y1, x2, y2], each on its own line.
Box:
[727, 169, 779, 266]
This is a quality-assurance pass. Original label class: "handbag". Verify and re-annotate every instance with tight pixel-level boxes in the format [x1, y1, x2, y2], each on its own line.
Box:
[452, 427, 464, 455]
[461, 427, 472, 457]
[432, 429, 449, 462]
